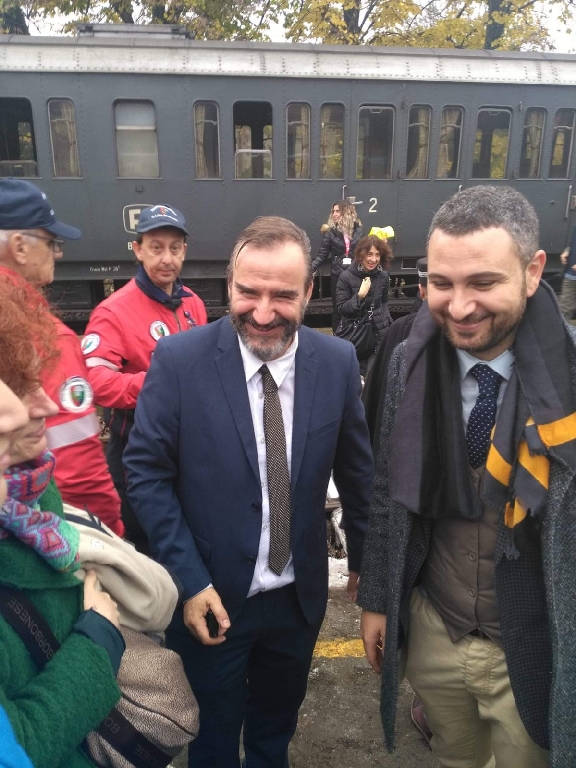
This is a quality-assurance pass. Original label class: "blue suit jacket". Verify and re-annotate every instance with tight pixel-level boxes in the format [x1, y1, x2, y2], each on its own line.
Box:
[124, 318, 373, 625]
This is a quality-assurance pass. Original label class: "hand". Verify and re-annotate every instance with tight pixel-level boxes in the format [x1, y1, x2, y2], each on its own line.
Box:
[346, 570, 360, 603]
[561, 249, 569, 266]
[361, 610, 387, 674]
[83, 570, 120, 629]
[183, 586, 230, 646]
[358, 277, 371, 299]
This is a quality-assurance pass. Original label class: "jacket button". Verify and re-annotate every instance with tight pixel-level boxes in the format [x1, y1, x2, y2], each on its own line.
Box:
[246, 555, 257, 564]
[251, 503, 261, 512]
[416, 543, 425, 554]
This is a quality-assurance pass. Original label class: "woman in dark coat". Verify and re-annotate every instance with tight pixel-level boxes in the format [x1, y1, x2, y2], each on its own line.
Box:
[335, 234, 393, 376]
[311, 201, 363, 332]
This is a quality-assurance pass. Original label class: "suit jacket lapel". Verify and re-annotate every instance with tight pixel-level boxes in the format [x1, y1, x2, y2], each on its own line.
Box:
[291, 329, 318, 491]
[215, 320, 260, 484]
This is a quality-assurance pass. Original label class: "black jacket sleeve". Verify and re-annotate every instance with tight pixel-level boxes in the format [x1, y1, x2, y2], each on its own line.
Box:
[311, 231, 333, 273]
[336, 270, 365, 318]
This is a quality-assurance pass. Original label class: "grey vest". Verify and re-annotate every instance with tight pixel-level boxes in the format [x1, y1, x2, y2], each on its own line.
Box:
[421, 469, 501, 644]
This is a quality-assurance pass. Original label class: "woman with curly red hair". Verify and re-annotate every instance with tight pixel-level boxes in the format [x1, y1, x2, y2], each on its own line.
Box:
[0, 272, 60, 396]
[335, 234, 393, 376]
[0, 272, 125, 768]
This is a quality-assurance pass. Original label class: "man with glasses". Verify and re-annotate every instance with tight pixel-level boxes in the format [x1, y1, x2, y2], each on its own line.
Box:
[0, 178, 125, 536]
[83, 205, 207, 553]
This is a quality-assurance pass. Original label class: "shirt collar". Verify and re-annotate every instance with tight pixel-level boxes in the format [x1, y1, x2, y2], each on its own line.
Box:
[456, 347, 515, 383]
[238, 333, 299, 388]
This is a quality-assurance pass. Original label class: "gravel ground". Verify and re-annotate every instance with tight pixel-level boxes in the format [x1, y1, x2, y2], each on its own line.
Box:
[173, 560, 437, 768]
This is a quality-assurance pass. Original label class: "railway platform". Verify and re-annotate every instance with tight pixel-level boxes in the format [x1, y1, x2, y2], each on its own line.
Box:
[171, 563, 436, 768]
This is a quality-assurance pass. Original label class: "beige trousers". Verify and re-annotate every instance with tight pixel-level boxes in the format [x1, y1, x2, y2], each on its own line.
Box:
[404, 588, 549, 768]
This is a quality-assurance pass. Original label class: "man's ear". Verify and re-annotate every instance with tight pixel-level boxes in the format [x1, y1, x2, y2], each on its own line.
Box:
[3, 232, 28, 269]
[132, 241, 143, 263]
[525, 250, 546, 298]
[305, 280, 313, 302]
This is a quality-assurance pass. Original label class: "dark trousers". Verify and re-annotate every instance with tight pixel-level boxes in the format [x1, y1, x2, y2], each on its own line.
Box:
[106, 431, 150, 555]
[331, 272, 340, 333]
[166, 584, 322, 768]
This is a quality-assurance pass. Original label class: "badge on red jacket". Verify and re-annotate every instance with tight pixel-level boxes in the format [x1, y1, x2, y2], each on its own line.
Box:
[150, 321, 170, 341]
[59, 376, 94, 413]
[81, 334, 100, 355]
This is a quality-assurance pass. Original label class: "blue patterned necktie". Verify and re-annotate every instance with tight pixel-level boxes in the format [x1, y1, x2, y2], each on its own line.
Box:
[466, 364, 503, 469]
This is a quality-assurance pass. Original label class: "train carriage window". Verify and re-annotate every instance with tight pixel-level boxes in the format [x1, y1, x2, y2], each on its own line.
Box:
[549, 109, 576, 179]
[320, 104, 344, 179]
[356, 106, 393, 180]
[234, 102, 272, 179]
[194, 102, 221, 179]
[472, 108, 511, 179]
[437, 107, 463, 179]
[286, 103, 310, 179]
[48, 99, 80, 178]
[406, 106, 431, 179]
[114, 101, 159, 178]
[0, 98, 38, 178]
[519, 108, 545, 179]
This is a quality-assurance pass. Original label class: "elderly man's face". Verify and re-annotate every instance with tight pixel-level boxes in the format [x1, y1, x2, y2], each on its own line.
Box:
[19, 229, 63, 287]
[228, 241, 312, 361]
[427, 227, 545, 361]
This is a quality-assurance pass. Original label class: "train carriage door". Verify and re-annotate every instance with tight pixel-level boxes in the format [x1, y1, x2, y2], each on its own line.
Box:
[284, 99, 314, 252]
[394, 102, 434, 283]
[346, 97, 400, 247]
[316, 101, 348, 214]
[310, 100, 350, 300]
[516, 105, 576, 276]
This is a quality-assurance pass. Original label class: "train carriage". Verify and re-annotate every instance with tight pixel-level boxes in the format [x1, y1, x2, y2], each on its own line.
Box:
[2, 24, 576, 323]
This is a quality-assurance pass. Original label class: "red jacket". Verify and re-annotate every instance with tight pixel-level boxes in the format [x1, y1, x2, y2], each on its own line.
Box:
[83, 277, 207, 410]
[43, 318, 125, 537]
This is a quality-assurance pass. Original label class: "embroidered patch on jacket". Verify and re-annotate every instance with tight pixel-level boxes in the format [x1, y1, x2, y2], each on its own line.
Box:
[59, 376, 94, 413]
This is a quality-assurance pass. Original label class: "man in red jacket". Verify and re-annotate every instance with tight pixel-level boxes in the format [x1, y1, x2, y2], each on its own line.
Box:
[0, 178, 124, 535]
[83, 204, 207, 552]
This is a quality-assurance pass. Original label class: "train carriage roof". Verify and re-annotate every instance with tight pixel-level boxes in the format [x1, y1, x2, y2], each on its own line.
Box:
[1, 28, 576, 84]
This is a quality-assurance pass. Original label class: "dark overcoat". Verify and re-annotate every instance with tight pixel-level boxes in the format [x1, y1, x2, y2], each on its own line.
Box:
[358, 326, 576, 767]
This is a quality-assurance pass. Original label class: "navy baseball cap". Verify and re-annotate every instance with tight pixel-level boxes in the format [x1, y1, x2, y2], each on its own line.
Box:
[0, 179, 81, 239]
[136, 204, 188, 236]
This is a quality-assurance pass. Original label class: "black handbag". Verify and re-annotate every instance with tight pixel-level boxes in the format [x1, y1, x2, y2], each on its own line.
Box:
[335, 314, 377, 360]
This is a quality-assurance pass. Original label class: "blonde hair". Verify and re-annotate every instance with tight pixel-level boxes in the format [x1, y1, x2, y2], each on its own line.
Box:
[325, 201, 360, 237]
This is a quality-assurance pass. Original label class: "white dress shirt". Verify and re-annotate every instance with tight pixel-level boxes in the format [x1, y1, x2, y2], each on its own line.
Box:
[237, 334, 298, 597]
[456, 347, 515, 429]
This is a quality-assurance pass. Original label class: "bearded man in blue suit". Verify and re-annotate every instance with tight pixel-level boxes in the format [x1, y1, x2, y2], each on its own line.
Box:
[124, 216, 373, 768]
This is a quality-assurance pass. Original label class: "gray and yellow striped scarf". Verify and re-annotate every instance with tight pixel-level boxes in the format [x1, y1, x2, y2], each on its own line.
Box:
[389, 281, 576, 551]
[484, 282, 576, 537]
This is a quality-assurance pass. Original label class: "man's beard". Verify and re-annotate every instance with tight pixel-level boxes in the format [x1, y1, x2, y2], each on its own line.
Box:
[433, 290, 526, 356]
[230, 305, 306, 361]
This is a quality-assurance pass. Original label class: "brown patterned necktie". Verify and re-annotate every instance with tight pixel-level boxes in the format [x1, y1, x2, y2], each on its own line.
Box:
[259, 364, 292, 575]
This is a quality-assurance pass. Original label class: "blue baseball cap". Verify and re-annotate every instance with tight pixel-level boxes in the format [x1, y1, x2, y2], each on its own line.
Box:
[0, 179, 81, 239]
[136, 204, 188, 236]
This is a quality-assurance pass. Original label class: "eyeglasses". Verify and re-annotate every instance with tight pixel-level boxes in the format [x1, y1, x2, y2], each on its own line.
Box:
[21, 232, 65, 253]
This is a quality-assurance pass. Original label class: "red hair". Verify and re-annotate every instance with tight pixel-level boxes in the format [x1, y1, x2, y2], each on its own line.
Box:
[0, 269, 60, 396]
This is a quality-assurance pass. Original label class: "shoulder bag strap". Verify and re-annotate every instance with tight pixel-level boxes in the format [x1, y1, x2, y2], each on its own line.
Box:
[0, 585, 60, 669]
[65, 510, 113, 537]
[0, 586, 171, 768]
